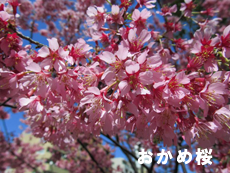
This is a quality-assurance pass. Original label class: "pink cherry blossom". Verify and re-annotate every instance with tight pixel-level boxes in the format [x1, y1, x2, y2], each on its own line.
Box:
[137, 0, 156, 9]
[220, 25, 230, 58]
[86, 6, 106, 30]
[180, 0, 195, 17]
[157, 4, 177, 16]
[130, 9, 151, 34]
[38, 38, 69, 74]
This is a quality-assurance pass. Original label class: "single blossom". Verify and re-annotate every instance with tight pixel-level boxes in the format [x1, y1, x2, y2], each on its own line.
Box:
[86, 6, 105, 30]
[38, 38, 69, 74]
[137, 0, 156, 9]
[220, 25, 230, 58]
[157, 4, 177, 16]
[180, 0, 195, 17]
[130, 9, 151, 34]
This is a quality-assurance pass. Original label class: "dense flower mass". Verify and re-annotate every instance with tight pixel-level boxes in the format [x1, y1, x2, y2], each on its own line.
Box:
[0, 0, 230, 172]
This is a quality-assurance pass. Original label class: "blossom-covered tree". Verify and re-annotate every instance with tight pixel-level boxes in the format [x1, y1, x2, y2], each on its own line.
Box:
[0, 0, 230, 172]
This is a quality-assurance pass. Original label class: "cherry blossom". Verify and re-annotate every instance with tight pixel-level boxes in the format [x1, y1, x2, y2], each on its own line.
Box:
[0, 0, 230, 172]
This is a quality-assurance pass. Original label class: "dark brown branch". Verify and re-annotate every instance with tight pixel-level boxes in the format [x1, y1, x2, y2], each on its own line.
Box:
[149, 154, 155, 173]
[0, 104, 17, 109]
[9, 24, 45, 48]
[101, 133, 151, 172]
[178, 141, 188, 173]
[181, 162, 187, 173]
[30, 20, 35, 39]
[77, 139, 106, 173]
[122, 148, 138, 173]
[174, 146, 179, 173]
[0, 98, 12, 105]
[0, 98, 17, 109]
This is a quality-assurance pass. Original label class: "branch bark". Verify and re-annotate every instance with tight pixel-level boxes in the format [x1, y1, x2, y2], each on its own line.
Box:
[77, 139, 106, 173]
[101, 133, 151, 172]
[9, 24, 45, 48]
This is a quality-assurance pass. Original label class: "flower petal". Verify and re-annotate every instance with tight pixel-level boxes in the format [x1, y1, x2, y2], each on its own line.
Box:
[48, 38, 59, 52]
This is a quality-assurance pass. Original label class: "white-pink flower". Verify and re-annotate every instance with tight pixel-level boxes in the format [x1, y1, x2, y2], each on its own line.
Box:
[38, 38, 69, 74]
[130, 9, 151, 34]
[86, 6, 106, 30]
[137, 0, 156, 9]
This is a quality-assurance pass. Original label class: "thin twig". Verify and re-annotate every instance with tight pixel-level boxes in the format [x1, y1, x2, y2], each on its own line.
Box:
[0, 98, 17, 109]
[0, 98, 12, 106]
[106, 0, 112, 6]
[30, 20, 35, 39]
[0, 104, 17, 109]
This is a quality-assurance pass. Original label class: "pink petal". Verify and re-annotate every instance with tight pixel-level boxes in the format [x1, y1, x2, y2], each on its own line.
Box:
[204, 60, 218, 73]
[115, 45, 129, 61]
[185, 0, 192, 3]
[112, 5, 119, 15]
[36, 102, 43, 112]
[170, 4, 177, 13]
[19, 97, 32, 107]
[183, 127, 195, 147]
[132, 9, 140, 21]
[136, 88, 151, 95]
[138, 71, 155, 85]
[223, 25, 230, 37]
[128, 28, 137, 42]
[140, 9, 151, 19]
[85, 87, 100, 95]
[58, 47, 69, 58]
[199, 98, 209, 117]
[40, 58, 52, 70]
[127, 103, 138, 116]
[0, 11, 10, 21]
[208, 83, 227, 95]
[138, 29, 151, 44]
[54, 60, 66, 73]
[99, 51, 116, 64]
[119, 80, 130, 97]
[80, 95, 95, 106]
[101, 67, 116, 80]
[174, 87, 190, 99]
[223, 47, 230, 58]
[125, 62, 140, 74]
[87, 6, 97, 17]
[137, 51, 147, 64]
[38, 46, 50, 58]
[25, 62, 41, 72]
[48, 38, 59, 52]
[176, 71, 190, 84]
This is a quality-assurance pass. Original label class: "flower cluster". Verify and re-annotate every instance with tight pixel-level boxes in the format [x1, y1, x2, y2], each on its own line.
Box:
[0, 0, 230, 162]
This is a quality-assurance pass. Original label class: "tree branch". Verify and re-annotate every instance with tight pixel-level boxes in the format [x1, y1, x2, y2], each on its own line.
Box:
[178, 141, 188, 173]
[122, 148, 138, 173]
[101, 133, 151, 172]
[149, 155, 155, 173]
[0, 98, 17, 109]
[174, 146, 179, 173]
[9, 24, 45, 48]
[77, 139, 106, 173]
[0, 104, 17, 109]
